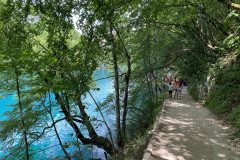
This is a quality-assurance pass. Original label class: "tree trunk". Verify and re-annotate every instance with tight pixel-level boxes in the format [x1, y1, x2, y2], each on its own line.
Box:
[143, 57, 152, 98]
[154, 23, 158, 103]
[122, 52, 131, 139]
[146, 34, 154, 99]
[36, 40, 117, 155]
[216, 0, 240, 9]
[141, 37, 153, 98]
[121, 42, 131, 138]
[16, 72, 29, 160]
[114, 27, 132, 139]
[109, 19, 122, 147]
[55, 92, 117, 155]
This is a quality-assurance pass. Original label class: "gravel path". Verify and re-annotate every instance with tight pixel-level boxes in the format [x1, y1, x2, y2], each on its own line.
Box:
[143, 87, 240, 160]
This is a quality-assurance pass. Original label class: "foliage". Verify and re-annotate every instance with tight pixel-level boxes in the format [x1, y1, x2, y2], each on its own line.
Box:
[1, 0, 240, 159]
[227, 106, 240, 131]
[188, 83, 200, 101]
[204, 58, 240, 132]
[127, 90, 166, 139]
[113, 86, 166, 160]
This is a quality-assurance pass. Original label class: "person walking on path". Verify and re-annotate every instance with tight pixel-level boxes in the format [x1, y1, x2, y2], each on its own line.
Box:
[180, 79, 183, 96]
[177, 83, 181, 100]
[173, 80, 178, 99]
[168, 82, 173, 98]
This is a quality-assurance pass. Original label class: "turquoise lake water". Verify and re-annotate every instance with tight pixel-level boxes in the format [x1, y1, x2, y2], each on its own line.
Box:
[0, 69, 115, 159]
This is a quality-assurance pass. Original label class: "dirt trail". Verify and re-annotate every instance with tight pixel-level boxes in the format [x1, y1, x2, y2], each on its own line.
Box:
[143, 87, 240, 160]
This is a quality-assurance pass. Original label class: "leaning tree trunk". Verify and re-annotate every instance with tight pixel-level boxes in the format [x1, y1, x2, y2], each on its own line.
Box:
[36, 40, 117, 156]
[55, 92, 117, 155]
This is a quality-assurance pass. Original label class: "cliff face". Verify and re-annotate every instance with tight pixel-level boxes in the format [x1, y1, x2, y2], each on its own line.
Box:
[188, 79, 210, 101]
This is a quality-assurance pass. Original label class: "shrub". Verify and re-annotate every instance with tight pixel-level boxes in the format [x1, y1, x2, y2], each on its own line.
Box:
[227, 105, 240, 131]
[188, 83, 199, 101]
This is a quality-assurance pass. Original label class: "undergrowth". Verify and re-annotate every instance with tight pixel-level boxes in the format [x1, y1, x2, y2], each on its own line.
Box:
[190, 57, 240, 134]
[188, 83, 199, 101]
[113, 92, 166, 160]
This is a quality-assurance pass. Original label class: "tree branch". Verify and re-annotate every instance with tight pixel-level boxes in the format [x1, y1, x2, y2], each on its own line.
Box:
[132, 54, 184, 79]
[28, 117, 67, 145]
[229, 2, 240, 9]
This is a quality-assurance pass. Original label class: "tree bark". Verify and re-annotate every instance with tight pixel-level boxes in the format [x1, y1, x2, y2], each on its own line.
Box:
[143, 57, 153, 98]
[55, 92, 117, 155]
[146, 34, 154, 99]
[115, 28, 131, 139]
[154, 23, 158, 103]
[122, 46, 131, 139]
[216, 0, 240, 9]
[35, 39, 118, 155]
[16, 72, 29, 160]
[141, 36, 153, 98]
[109, 17, 122, 147]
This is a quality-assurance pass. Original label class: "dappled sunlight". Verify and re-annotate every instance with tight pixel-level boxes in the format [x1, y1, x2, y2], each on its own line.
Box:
[175, 113, 190, 117]
[153, 148, 188, 160]
[197, 133, 207, 138]
[167, 102, 191, 108]
[163, 116, 194, 126]
[217, 153, 226, 158]
[208, 138, 226, 148]
[148, 89, 239, 160]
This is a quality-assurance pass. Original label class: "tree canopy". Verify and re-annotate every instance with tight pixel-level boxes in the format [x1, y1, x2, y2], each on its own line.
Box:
[0, 0, 240, 159]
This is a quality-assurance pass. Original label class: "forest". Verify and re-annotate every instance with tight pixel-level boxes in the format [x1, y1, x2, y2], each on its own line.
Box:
[0, 0, 240, 159]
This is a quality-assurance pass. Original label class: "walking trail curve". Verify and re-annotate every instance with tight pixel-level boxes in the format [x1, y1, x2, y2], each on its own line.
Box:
[142, 87, 240, 160]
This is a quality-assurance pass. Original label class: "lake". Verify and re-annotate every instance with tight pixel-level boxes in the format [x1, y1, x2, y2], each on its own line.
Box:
[0, 69, 115, 160]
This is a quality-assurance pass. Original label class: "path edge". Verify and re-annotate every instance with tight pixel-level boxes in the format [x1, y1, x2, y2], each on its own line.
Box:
[142, 99, 168, 160]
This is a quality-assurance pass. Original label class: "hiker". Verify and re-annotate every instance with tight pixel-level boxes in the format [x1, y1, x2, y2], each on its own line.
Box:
[177, 83, 181, 100]
[173, 80, 178, 99]
[183, 80, 188, 86]
[180, 79, 183, 96]
[168, 82, 173, 98]
[172, 78, 175, 86]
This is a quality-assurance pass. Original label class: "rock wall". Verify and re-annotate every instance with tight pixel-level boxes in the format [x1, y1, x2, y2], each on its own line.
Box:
[189, 74, 215, 100]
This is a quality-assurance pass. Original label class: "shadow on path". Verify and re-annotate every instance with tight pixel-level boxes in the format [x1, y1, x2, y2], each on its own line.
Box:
[144, 87, 240, 160]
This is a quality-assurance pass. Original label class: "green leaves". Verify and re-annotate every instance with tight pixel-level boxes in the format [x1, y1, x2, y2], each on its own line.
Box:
[227, 105, 240, 130]
[0, 0, 240, 158]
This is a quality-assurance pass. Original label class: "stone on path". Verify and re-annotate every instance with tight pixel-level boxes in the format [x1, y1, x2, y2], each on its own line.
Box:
[143, 87, 240, 160]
